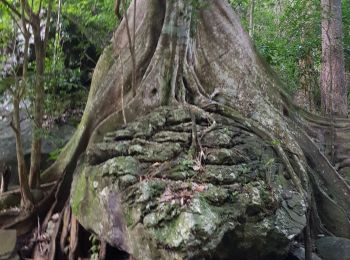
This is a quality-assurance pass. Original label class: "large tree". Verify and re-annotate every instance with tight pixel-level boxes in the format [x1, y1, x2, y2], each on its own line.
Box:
[2, 0, 350, 258]
[321, 0, 348, 116]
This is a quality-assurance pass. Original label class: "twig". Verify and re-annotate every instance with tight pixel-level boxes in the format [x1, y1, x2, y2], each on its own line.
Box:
[119, 54, 127, 124]
[122, 0, 136, 96]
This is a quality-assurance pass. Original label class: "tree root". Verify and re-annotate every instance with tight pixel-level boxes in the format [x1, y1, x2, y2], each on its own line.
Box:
[203, 102, 307, 196]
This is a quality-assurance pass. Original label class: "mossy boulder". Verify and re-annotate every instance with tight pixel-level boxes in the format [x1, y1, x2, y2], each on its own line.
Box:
[71, 106, 306, 260]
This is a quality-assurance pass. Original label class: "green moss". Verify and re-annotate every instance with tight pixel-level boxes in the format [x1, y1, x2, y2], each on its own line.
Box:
[260, 189, 271, 205]
[118, 174, 138, 190]
[126, 203, 145, 228]
[102, 156, 140, 177]
[147, 109, 168, 128]
[71, 173, 87, 215]
[161, 70, 172, 106]
[149, 180, 167, 194]
[130, 141, 182, 162]
[143, 203, 181, 228]
[136, 180, 167, 203]
[154, 212, 192, 248]
[89, 44, 114, 97]
[167, 107, 191, 124]
[202, 185, 229, 204]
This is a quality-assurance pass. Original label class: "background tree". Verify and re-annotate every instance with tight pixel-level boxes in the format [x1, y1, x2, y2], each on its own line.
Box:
[230, 0, 350, 115]
[321, 0, 348, 117]
[0, 0, 121, 212]
[248, 0, 255, 37]
[0, 0, 36, 210]
[23, 0, 53, 188]
[0, 0, 54, 188]
[295, 0, 319, 112]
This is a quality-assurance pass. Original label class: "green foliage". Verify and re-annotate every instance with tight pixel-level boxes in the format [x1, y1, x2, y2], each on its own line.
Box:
[48, 148, 62, 162]
[230, 0, 323, 95]
[180, 159, 194, 169]
[0, 6, 15, 95]
[230, 0, 349, 100]
[343, 0, 350, 71]
[44, 49, 86, 117]
[89, 234, 99, 260]
[229, 0, 249, 28]
[1, 0, 113, 112]
[63, 0, 117, 51]
[271, 139, 282, 146]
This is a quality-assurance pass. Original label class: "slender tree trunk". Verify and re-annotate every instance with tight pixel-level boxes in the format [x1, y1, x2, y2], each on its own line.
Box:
[321, 0, 348, 117]
[0, 164, 10, 193]
[248, 0, 255, 37]
[10, 8, 34, 210]
[13, 97, 34, 210]
[53, 0, 63, 65]
[28, 1, 52, 188]
[295, 2, 317, 112]
[296, 51, 316, 111]
[29, 30, 44, 188]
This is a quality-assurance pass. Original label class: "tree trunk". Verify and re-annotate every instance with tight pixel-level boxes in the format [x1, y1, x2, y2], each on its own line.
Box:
[321, 0, 348, 117]
[295, 2, 317, 113]
[248, 0, 255, 37]
[13, 97, 34, 211]
[0, 164, 10, 194]
[29, 21, 45, 189]
[296, 49, 316, 112]
[10, 12, 34, 211]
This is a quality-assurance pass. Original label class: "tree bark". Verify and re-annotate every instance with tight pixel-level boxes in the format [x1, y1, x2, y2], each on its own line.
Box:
[0, 163, 10, 194]
[10, 3, 34, 211]
[295, 2, 317, 113]
[321, 0, 348, 117]
[12, 97, 34, 210]
[28, 0, 53, 188]
[29, 31, 44, 188]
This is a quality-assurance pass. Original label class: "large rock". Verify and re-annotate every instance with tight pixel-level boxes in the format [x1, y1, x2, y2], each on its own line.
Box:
[0, 106, 75, 184]
[71, 106, 307, 260]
